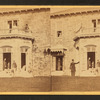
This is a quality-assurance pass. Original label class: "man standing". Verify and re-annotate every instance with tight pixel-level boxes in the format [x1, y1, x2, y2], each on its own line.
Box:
[97, 60, 100, 75]
[25, 24, 29, 32]
[3, 58, 7, 70]
[87, 57, 91, 69]
[12, 61, 17, 76]
[70, 59, 79, 77]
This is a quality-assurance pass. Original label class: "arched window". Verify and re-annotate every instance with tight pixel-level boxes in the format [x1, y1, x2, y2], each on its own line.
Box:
[85, 45, 96, 69]
[20, 46, 30, 53]
[85, 45, 96, 52]
[1, 46, 12, 53]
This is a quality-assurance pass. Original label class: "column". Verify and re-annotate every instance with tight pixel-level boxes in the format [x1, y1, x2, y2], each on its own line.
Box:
[12, 46, 21, 72]
[79, 47, 87, 76]
[26, 48, 31, 71]
[52, 56, 56, 72]
[84, 51, 87, 70]
[95, 51, 97, 69]
[0, 48, 3, 71]
[79, 47, 82, 76]
[75, 49, 80, 76]
[63, 51, 67, 75]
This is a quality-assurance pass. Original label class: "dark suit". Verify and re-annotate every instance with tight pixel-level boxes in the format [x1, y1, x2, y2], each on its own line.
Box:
[70, 62, 79, 76]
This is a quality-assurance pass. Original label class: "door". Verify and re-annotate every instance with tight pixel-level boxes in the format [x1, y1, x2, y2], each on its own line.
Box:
[3, 53, 11, 70]
[21, 53, 26, 68]
[56, 56, 63, 71]
[87, 52, 95, 69]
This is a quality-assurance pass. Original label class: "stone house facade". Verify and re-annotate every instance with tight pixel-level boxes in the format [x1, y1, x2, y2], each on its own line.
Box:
[0, 8, 51, 77]
[1, 7, 100, 77]
[51, 7, 100, 76]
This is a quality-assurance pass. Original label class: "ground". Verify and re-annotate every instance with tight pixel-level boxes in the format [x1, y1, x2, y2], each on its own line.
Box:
[1, 76, 100, 92]
[52, 76, 100, 91]
[0, 76, 51, 92]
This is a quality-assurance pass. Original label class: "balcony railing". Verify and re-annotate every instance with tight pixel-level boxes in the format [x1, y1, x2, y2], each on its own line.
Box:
[0, 28, 34, 40]
[0, 28, 32, 34]
[74, 27, 100, 41]
[79, 27, 100, 34]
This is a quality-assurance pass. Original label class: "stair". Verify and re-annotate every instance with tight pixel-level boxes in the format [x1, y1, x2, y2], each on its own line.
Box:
[0, 70, 33, 77]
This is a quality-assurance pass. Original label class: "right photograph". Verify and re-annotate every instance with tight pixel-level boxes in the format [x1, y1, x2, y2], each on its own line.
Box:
[51, 7, 100, 92]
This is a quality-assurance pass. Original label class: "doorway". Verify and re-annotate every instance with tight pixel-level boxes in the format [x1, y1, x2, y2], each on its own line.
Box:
[56, 56, 63, 71]
[21, 53, 26, 69]
[87, 52, 95, 69]
[3, 53, 11, 70]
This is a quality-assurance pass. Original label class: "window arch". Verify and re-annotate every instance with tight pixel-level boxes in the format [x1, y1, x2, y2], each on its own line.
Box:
[1, 46, 12, 53]
[20, 46, 30, 53]
[85, 45, 96, 52]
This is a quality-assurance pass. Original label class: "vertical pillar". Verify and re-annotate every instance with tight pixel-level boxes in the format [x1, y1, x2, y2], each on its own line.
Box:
[63, 51, 67, 75]
[0, 48, 3, 71]
[75, 49, 80, 76]
[11, 52, 13, 69]
[52, 56, 56, 72]
[12, 46, 21, 72]
[79, 47, 82, 76]
[26, 51, 28, 71]
[84, 51, 87, 70]
[95, 51, 97, 69]
[79, 47, 87, 76]
[26, 48, 30, 71]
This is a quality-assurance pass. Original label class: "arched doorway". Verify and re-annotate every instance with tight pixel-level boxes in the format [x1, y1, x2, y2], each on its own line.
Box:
[2, 46, 12, 70]
[20, 46, 30, 71]
[85, 45, 96, 70]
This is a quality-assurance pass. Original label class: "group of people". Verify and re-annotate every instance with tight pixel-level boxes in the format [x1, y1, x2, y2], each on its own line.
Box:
[87, 58, 100, 74]
[70, 58, 100, 77]
[87, 57, 95, 69]
[3, 58, 17, 75]
[3, 58, 10, 70]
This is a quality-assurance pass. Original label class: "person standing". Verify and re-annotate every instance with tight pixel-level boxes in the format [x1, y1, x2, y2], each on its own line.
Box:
[70, 59, 79, 77]
[12, 61, 17, 76]
[91, 61, 95, 73]
[7, 62, 10, 73]
[8, 62, 10, 69]
[87, 57, 91, 69]
[3, 58, 7, 70]
[25, 24, 29, 32]
[97, 60, 100, 75]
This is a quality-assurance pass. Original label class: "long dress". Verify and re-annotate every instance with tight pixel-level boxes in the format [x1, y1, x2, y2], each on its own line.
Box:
[87, 59, 91, 69]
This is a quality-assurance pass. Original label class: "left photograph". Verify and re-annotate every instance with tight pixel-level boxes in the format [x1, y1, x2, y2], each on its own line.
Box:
[0, 7, 51, 92]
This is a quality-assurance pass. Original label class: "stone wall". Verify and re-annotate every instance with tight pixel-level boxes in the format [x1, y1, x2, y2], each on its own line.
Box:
[0, 8, 51, 76]
[51, 10, 100, 76]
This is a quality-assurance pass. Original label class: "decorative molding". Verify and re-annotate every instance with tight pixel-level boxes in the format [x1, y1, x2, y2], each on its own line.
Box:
[74, 34, 100, 41]
[0, 8, 50, 16]
[0, 34, 34, 41]
[51, 9, 100, 19]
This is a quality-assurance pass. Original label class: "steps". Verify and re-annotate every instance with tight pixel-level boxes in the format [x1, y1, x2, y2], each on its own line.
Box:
[0, 71, 33, 77]
[81, 69, 97, 77]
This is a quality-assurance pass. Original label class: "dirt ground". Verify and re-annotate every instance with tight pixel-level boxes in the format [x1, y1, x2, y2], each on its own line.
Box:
[1, 76, 100, 92]
[0, 76, 51, 92]
[52, 76, 100, 91]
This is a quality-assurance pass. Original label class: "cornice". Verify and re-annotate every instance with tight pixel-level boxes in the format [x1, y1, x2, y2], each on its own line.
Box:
[0, 8, 50, 16]
[51, 9, 100, 19]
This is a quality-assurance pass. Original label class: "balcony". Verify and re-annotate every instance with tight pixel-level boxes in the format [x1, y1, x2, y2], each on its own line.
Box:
[74, 27, 100, 41]
[0, 28, 34, 40]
